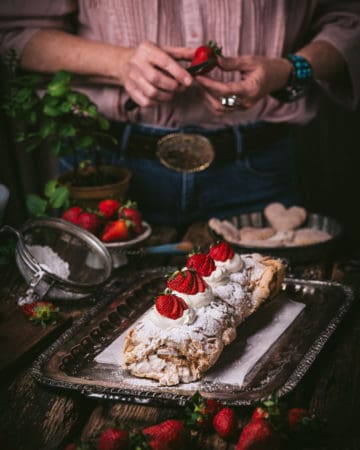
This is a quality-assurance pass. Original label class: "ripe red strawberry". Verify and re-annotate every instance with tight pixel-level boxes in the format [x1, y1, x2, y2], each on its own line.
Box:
[166, 269, 206, 294]
[21, 301, 59, 326]
[63, 443, 77, 450]
[101, 219, 132, 242]
[98, 199, 121, 220]
[62, 206, 83, 225]
[190, 41, 222, 74]
[155, 293, 188, 320]
[209, 241, 234, 262]
[287, 408, 310, 431]
[185, 392, 223, 430]
[236, 419, 281, 450]
[78, 211, 103, 235]
[186, 253, 215, 277]
[97, 428, 130, 450]
[64, 443, 89, 450]
[119, 201, 143, 234]
[142, 419, 188, 450]
[251, 407, 269, 421]
[213, 407, 238, 440]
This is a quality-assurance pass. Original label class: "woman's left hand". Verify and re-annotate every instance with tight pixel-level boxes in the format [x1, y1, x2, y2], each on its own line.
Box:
[196, 55, 291, 114]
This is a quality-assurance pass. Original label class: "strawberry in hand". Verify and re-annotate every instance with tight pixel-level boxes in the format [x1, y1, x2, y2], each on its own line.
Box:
[190, 41, 222, 75]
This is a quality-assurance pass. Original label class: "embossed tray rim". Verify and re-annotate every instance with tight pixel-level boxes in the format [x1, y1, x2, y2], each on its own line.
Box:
[30, 269, 355, 406]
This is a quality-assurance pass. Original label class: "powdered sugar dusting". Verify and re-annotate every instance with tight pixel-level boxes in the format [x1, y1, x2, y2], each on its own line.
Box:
[27, 245, 70, 279]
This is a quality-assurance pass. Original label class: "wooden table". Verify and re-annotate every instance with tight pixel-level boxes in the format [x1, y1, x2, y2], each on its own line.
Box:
[0, 222, 359, 450]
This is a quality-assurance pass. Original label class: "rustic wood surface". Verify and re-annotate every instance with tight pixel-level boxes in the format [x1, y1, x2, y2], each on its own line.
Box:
[0, 222, 359, 450]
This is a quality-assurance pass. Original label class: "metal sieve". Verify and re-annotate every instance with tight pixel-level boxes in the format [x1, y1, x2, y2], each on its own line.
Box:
[2, 217, 112, 300]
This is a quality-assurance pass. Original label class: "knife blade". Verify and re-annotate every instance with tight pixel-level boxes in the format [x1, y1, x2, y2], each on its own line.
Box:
[124, 58, 216, 111]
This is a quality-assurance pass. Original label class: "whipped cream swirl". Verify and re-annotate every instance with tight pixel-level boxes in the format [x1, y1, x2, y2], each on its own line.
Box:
[173, 284, 214, 308]
[214, 252, 244, 274]
[148, 305, 196, 330]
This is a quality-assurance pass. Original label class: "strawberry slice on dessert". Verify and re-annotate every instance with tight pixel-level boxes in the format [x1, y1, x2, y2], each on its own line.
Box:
[186, 252, 216, 277]
[209, 241, 235, 261]
[155, 293, 189, 320]
[209, 241, 244, 274]
[166, 268, 213, 309]
[167, 269, 200, 294]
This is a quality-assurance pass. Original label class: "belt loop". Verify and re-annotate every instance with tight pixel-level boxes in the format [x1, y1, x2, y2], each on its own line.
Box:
[233, 126, 243, 159]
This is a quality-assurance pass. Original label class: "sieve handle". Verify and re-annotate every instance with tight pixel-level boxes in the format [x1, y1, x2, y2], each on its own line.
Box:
[0, 225, 20, 239]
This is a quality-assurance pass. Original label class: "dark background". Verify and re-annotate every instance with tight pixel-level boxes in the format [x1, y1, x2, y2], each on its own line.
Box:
[1, 91, 360, 252]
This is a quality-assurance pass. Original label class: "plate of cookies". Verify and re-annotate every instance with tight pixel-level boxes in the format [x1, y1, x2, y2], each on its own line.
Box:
[208, 203, 343, 264]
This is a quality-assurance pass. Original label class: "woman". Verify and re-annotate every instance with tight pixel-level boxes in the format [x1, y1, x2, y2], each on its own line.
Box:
[1, 1, 359, 226]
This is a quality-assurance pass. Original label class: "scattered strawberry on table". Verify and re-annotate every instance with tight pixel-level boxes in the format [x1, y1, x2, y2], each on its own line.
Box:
[61, 197, 144, 243]
[20, 301, 59, 327]
[97, 428, 130, 450]
[190, 40, 222, 75]
[63, 389, 322, 449]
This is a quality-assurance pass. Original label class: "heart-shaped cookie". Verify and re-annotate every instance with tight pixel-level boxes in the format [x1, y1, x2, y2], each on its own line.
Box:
[264, 203, 307, 232]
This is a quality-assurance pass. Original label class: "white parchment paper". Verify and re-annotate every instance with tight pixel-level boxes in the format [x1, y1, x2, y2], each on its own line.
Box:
[95, 294, 305, 387]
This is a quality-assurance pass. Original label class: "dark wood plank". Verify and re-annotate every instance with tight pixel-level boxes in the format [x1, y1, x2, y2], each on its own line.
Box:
[0, 264, 71, 381]
[0, 370, 94, 450]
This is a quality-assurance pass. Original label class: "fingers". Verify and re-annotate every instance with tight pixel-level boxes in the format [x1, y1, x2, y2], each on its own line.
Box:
[216, 56, 240, 71]
[164, 46, 195, 62]
[124, 41, 193, 108]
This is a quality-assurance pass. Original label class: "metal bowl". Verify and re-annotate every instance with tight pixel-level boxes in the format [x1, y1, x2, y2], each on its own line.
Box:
[8, 217, 112, 300]
[103, 221, 152, 268]
[208, 212, 343, 265]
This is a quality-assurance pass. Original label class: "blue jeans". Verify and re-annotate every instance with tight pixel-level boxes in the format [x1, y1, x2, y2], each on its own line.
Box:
[59, 123, 301, 227]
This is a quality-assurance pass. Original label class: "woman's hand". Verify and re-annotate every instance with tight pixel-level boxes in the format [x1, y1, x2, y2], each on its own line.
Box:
[196, 55, 292, 114]
[120, 41, 194, 108]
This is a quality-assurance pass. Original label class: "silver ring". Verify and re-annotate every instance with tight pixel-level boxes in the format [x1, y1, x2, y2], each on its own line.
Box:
[220, 95, 237, 107]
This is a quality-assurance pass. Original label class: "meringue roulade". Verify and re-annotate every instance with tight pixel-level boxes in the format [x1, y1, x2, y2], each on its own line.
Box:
[122, 292, 236, 386]
[122, 244, 285, 385]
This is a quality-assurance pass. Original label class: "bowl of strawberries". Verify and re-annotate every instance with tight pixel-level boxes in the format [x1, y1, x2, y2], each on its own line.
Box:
[61, 198, 151, 268]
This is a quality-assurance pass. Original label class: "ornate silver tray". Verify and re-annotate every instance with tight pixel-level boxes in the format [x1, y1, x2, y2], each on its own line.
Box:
[30, 268, 354, 406]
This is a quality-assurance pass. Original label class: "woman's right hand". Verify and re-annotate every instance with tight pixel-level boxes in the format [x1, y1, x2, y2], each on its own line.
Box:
[119, 41, 194, 108]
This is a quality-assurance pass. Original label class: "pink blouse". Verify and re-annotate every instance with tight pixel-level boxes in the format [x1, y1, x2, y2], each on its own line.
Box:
[1, 0, 359, 128]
